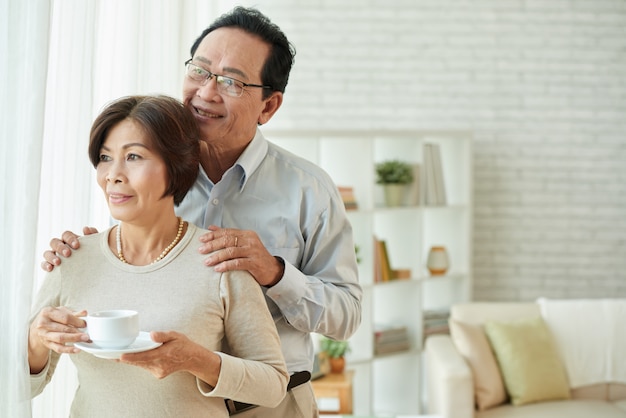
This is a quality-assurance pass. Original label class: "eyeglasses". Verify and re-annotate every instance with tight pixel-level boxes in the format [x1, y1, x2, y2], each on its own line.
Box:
[184, 59, 272, 97]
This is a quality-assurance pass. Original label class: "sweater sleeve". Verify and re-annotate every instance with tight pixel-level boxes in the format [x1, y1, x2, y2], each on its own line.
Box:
[196, 270, 288, 407]
[29, 269, 64, 398]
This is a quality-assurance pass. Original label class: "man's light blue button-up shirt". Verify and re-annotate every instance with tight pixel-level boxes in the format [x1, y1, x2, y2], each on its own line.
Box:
[177, 129, 362, 374]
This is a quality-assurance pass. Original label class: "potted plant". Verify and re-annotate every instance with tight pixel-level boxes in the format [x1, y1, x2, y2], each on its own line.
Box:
[320, 337, 350, 374]
[375, 159, 414, 206]
[355, 244, 362, 264]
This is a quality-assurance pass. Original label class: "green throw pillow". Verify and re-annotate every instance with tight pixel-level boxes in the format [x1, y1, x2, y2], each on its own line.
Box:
[484, 316, 570, 406]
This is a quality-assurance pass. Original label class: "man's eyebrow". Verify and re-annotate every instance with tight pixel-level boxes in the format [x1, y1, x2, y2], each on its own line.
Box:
[222, 66, 247, 80]
[193, 56, 248, 80]
[195, 56, 212, 66]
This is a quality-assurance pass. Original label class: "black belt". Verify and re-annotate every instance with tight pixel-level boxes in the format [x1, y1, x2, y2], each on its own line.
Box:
[225, 371, 311, 415]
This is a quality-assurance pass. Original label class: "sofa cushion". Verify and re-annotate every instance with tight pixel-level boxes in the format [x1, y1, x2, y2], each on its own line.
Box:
[538, 298, 626, 388]
[451, 302, 539, 325]
[614, 399, 626, 413]
[571, 383, 609, 400]
[484, 316, 570, 406]
[449, 319, 507, 410]
[611, 384, 626, 401]
[476, 399, 626, 418]
[570, 383, 626, 401]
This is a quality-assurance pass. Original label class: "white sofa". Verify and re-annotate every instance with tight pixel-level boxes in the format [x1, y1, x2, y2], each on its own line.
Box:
[425, 300, 626, 418]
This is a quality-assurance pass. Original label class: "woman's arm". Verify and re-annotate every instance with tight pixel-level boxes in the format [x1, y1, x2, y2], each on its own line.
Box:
[201, 269, 289, 407]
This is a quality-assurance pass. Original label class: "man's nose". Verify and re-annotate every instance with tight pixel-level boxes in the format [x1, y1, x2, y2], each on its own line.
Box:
[196, 76, 222, 101]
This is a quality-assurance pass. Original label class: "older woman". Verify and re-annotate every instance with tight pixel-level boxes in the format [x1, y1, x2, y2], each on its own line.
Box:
[28, 95, 288, 417]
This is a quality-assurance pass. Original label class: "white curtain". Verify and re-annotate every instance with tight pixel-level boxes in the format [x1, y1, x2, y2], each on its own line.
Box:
[1, 0, 52, 416]
[1, 0, 228, 416]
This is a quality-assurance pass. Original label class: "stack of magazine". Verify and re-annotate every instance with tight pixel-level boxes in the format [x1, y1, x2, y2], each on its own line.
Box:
[338, 186, 358, 210]
[373, 324, 410, 355]
[423, 308, 450, 340]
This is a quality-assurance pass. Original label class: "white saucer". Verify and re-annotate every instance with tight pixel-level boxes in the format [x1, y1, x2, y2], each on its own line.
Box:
[75, 331, 162, 359]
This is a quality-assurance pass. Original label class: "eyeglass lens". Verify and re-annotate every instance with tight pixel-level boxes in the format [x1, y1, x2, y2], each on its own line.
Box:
[186, 62, 243, 97]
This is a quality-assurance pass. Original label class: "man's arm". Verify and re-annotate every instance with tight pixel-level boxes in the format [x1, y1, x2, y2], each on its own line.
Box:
[264, 204, 362, 341]
[196, 199, 362, 341]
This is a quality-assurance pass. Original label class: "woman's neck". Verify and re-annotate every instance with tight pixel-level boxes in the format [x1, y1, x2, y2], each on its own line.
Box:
[110, 215, 186, 266]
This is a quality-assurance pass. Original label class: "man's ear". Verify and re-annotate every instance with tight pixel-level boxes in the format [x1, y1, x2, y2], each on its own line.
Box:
[258, 92, 283, 125]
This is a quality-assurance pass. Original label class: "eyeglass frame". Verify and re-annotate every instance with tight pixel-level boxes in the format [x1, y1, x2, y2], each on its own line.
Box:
[184, 59, 272, 97]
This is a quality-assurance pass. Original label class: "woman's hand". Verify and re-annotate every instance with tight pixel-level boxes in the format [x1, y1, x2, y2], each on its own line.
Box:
[119, 331, 221, 385]
[29, 307, 89, 373]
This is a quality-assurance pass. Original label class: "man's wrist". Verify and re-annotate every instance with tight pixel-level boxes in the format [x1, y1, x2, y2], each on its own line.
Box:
[266, 256, 285, 288]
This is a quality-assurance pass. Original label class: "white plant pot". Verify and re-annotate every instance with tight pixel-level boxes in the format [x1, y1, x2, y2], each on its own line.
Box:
[383, 184, 407, 207]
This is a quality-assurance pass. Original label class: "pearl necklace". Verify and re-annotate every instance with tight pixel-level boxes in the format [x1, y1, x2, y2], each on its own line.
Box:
[116, 217, 185, 265]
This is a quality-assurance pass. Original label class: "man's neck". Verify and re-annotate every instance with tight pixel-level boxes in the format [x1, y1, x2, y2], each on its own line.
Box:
[200, 137, 252, 183]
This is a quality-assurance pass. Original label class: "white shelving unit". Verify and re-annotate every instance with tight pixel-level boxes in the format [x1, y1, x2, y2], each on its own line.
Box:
[266, 130, 473, 416]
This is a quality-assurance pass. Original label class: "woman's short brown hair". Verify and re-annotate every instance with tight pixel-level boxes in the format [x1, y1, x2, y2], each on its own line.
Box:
[88, 95, 200, 206]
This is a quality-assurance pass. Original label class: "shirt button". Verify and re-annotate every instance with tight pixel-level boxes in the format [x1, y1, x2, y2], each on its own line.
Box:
[212, 198, 219, 205]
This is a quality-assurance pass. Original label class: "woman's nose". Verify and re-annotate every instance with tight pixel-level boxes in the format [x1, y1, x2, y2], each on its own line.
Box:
[105, 162, 124, 183]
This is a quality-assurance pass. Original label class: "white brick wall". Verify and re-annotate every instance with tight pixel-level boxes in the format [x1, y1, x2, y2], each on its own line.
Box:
[242, 0, 626, 301]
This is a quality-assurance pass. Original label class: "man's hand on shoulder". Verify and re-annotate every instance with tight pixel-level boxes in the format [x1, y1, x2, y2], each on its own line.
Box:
[41, 227, 99, 272]
[198, 225, 285, 287]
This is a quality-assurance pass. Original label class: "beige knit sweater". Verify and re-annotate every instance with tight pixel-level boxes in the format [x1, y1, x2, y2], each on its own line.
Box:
[30, 223, 288, 418]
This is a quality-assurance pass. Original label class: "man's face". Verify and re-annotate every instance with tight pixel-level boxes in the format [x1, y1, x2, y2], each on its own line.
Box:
[182, 27, 275, 148]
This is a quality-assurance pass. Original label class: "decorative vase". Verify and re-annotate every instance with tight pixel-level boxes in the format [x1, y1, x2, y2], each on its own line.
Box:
[383, 184, 406, 207]
[427, 246, 449, 275]
[329, 356, 346, 374]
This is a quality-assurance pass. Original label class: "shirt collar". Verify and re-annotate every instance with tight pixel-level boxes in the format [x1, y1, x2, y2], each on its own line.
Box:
[234, 128, 268, 191]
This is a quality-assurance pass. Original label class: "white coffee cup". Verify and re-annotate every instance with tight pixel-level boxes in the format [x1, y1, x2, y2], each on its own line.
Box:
[86, 310, 139, 349]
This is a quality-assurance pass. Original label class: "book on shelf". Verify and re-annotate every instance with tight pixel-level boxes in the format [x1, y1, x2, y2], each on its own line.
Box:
[423, 317, 449, 328]
[431, 143, 447, 204]
[423, 144, 437, 205]
[422, 323, 450, 337]
[337, 185, 358, 210]
[423, 308, 450, 323]
[423, 143, 446, 205]
[374, 324, 408, 342]
[373, 237, 393, 283]
[373, 237, 411, 282]
[373, 237, 382, 283]
[423, 308, 451, 338]
[375, 340, 411, 355]
[374, 324, 411, 355]
[391, 268, 411, 280]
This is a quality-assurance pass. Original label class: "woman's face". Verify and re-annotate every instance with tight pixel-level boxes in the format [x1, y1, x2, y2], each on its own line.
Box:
[96, 119, 172, 224]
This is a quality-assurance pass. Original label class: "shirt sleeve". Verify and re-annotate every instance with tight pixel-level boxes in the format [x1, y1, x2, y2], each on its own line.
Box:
[29, 270, 64, 398]
[265, 189, 363, 341]
[29, 352, 51, 398]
